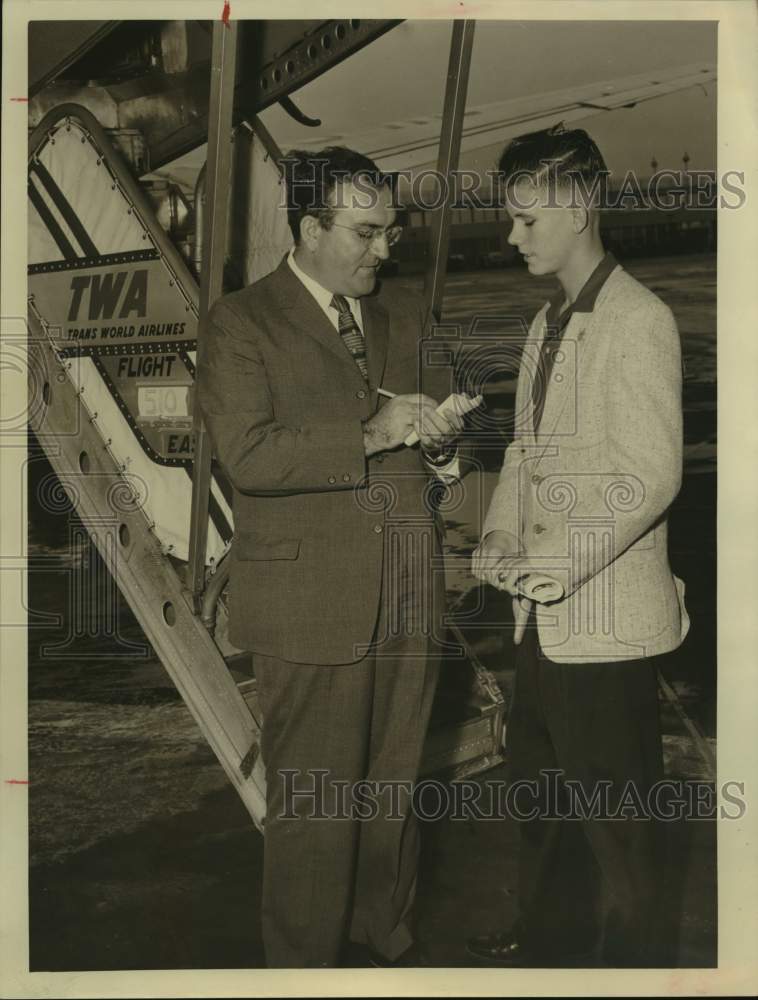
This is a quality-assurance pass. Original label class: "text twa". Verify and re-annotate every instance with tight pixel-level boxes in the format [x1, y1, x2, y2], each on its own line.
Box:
[68, 270, 148, 322]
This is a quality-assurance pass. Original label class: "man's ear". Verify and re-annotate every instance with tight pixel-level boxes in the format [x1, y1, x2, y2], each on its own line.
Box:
[571, 206, 590, 235]
[299, 214, 321, 251]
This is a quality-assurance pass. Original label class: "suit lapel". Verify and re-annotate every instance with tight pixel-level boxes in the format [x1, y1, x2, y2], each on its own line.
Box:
[275, 260, 360, 370]
[527, 267, 622, 464]
[361, 294, 389, 392]
[274, 259, 386, 391]
[532, 310, 600, 472]
[539, 268, 622, 439]
[520, 306, 548, 443]
[537, 311, 584, 436]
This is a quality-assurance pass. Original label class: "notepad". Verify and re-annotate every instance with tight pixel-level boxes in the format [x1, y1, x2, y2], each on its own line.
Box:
[404, 392, 483, 447]
[518, 574, 565, 604]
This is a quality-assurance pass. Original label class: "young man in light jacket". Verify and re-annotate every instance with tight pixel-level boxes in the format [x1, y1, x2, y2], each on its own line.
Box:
[469, 126, 689, 968]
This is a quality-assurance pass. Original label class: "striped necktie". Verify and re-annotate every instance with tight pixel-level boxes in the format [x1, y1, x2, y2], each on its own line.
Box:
[331, 294, 368, 381]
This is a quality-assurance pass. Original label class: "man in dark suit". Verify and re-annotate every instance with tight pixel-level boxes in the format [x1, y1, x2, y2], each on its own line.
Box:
[197, 146, 462, 968]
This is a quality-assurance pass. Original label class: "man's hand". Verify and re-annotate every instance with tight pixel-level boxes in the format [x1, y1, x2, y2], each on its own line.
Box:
[363, 394, 461, 457]
[406, 392, 482, 448]
[471, 530, 529, 594]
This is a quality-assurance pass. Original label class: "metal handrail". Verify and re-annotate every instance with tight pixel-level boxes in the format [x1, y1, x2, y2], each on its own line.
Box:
[187, 20, 240, 599]
[423, 20, 476, 323]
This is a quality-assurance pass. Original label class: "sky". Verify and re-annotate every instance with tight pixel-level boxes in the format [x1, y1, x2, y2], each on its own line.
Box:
[257, 19, 717, 179]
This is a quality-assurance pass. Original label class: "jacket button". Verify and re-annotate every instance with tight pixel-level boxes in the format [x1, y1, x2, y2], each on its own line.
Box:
[554, 373, 564, 383]
[554, 350, 565, 363]
[373, 524, 383, 534]
[531, 474, 542, 485]
[328, 475, 336, 484]
[533, 523, 546, 534]
[356, 389, 367, 399]
[342, 473, 351, 482]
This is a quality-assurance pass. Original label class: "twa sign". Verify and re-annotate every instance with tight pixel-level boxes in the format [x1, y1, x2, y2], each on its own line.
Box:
[28, 254, 197, 354]
[67, 269, 148, 322]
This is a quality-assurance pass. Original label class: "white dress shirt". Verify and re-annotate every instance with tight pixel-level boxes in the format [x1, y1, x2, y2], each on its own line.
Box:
[288, 249, 363, 332]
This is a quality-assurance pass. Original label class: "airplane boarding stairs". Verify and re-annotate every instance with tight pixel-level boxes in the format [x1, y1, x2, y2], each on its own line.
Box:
[26, 103, 506, 833]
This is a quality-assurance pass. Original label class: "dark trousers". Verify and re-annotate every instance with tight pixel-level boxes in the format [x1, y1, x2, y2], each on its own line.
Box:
[507, 619, 666, 967]
[254, 529, 443, 967]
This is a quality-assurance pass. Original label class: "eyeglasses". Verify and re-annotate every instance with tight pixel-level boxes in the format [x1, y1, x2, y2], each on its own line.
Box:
[329, 223, 404, 247]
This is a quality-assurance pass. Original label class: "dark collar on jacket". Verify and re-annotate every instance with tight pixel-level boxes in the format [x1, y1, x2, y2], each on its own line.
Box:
[545, 251, 618, 336]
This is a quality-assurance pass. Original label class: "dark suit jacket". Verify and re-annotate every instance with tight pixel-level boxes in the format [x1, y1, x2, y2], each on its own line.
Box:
[197, 258, 453, 664]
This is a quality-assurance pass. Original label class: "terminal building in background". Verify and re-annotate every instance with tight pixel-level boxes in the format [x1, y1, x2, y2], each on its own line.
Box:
[390, 174, 717, 273]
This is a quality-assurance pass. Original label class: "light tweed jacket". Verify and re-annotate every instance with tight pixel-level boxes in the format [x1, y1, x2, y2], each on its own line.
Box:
[482, 263, 690, 662]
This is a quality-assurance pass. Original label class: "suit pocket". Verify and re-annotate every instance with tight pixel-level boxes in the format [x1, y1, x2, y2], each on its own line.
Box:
[234, 533, 301, 561]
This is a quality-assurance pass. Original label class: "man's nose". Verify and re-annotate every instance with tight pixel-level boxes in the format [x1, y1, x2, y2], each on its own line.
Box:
[507, 225, 519, 247]
[371, 233, 391, 259]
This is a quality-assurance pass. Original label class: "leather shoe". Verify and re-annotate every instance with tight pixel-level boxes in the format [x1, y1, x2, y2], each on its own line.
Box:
[467, 928, 596, 967]
[466, 929, 534, 966]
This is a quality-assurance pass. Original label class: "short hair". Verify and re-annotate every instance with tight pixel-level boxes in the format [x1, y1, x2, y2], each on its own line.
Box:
[496, 124, 609, 205]
[281, 146, 389, 243]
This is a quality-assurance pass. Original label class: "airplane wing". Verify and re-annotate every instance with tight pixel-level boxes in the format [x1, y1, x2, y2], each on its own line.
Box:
[283, 63, 716, 172]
